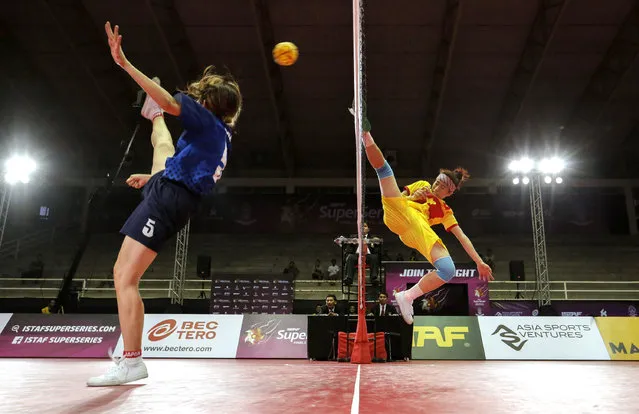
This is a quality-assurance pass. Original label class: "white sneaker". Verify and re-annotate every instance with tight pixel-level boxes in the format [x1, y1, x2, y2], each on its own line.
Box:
[141, 77, 163, 120]
[87, 355, 148, 387]
[394, 290, 414, 324]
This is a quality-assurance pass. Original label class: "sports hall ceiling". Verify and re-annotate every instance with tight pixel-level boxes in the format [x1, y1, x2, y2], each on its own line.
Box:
[1, 0, 639, 181]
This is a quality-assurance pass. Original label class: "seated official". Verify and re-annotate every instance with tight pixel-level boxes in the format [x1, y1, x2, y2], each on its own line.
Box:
[319, 294, 343, 316]
[367, 292, 397, 317]
[343, 222, 381, 285]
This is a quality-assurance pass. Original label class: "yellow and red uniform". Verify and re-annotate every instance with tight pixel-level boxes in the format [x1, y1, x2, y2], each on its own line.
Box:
[381, 180, 458, 263]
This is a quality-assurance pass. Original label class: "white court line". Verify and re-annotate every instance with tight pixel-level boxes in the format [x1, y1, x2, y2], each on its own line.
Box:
[351, 364, 361, 414]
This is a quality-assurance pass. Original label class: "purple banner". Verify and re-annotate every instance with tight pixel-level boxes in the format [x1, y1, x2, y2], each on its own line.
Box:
[210, 276, 294, 314]
[490, 301, 638, 317]
[236, 315, 307, 359]
[0, 314, 121, 358]
[385, 262, 489, 316]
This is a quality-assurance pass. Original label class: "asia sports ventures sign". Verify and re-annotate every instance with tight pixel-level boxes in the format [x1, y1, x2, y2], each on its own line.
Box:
[478, 316, 609, 360]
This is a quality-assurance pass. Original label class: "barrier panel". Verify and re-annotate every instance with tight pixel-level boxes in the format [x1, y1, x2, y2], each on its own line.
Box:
[0, 314, 120, 357]
[411, 316, 485, 360]
[0, 314, 11, 333]
[595, 317, 639, 361]
[477, 316, 610, 360]
[0, 314, 309, 359]
[1, 314, 635, 361]
[112, 314, 243, 359]
[236, 314, 307, 359]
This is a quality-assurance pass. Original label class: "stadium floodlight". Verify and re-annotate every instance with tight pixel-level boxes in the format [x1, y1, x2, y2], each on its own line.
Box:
[539, 157, 565, 174]
[509, 157, 534, 173]
[4, 155, 36, 185]
[505, 154, 567, 309]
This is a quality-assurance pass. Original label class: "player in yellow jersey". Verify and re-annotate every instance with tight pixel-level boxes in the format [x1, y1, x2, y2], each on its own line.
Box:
[358, 123, 493, 324]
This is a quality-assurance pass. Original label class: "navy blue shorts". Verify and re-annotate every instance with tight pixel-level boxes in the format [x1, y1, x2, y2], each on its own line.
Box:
[120, 171, 201, 252]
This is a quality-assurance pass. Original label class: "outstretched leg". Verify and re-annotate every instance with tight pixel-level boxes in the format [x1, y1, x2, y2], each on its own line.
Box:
[150, 115, 175, 175]
[127, 78, 175, 189]
[363, 132, 403, 198]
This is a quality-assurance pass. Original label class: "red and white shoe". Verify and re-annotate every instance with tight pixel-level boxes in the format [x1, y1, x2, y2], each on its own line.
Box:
[141, 77, 163, 121]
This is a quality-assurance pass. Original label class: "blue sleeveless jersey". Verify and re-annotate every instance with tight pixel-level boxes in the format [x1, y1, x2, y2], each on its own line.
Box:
[162, 92, 231, 195]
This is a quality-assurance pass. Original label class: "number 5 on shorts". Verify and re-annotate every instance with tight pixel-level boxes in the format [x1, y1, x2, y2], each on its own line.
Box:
[142, 218, 156, 238]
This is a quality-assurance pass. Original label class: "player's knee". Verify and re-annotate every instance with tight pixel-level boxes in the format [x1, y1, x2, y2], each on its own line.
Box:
[433, 256, 456, 282]
[375, 161, 394, 179]
[113, 264, 138, 289]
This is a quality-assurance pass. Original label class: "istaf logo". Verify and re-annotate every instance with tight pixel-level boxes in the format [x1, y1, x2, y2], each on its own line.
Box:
[147, 319, 218, 342]
[412, 326, 469, 348]
[492, 324, 528, 351]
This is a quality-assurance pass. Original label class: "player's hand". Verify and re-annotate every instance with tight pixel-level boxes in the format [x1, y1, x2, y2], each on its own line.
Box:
[126, 174, 151, 189]
[105, 22, 129, 68]
[476, 261, 494, 282]
[407, 187, 432, 203]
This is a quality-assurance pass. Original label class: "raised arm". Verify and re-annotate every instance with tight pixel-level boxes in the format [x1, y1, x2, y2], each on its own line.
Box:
[105, 22, 181, 116]
[449, 226, 493, 281]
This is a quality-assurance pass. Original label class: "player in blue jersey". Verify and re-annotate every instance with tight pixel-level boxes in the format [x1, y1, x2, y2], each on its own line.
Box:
[88, 22, 242, 386]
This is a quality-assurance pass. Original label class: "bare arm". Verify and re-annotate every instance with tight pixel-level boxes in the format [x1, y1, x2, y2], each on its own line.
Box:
[105, 22, 181, 116]
[450, 226, 482, 263]
[450, 226, 493, 281]
[123, 64, 181, 116]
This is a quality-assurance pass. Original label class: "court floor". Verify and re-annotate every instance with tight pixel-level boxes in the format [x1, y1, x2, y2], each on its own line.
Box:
[0, 359, 636, 413]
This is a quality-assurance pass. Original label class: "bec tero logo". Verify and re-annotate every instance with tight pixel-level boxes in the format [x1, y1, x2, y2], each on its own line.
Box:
[147, 319, 218, 342]
[492, 325, 527, 351]
[147, 320, 178, 341]
[413, 326, 468, 348]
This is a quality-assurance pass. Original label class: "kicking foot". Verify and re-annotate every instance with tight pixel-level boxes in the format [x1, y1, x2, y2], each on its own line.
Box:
[141, 77, 163, 120]
[394, 290, 414, 324]
[126, 174, 151, 189]
[87, 355, 148, 387]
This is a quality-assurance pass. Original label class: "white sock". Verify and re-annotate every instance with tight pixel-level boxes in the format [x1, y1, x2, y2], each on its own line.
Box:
[125, 356, 143, 365]
[404, 283, 425, 302]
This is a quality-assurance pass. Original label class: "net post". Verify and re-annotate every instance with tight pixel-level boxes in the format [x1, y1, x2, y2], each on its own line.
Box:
[350, 0, 371, 365]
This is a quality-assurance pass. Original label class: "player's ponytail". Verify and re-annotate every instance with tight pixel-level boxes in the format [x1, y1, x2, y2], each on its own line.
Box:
[440, 167, 470, 190]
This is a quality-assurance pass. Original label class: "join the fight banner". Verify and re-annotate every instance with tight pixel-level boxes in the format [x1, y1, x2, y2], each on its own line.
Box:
[385, 261, 489, 317]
